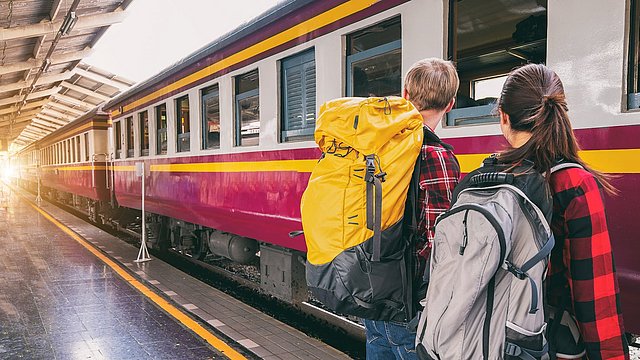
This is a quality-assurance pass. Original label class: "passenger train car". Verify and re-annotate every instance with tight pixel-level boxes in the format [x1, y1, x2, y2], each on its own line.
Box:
[13, 0, 640, 334]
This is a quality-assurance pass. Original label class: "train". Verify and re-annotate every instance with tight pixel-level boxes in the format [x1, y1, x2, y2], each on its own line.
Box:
[11, 0, 640, 335]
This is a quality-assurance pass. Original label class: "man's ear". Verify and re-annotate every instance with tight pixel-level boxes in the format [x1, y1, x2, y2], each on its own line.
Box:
[403, 88, 410, 101]
[444, 98, 456, 113]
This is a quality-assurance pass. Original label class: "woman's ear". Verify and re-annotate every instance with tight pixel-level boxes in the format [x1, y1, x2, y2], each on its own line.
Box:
[499, 109, 510, 127]
[499, 109, 512, 142]
[403, 88, 410, 101]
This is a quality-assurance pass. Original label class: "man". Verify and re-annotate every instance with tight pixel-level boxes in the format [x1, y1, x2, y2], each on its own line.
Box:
[362, 58, 461, 359]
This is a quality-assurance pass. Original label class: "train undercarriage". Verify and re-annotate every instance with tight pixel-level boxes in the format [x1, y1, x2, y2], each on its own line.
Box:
[22, 180, 309, 306]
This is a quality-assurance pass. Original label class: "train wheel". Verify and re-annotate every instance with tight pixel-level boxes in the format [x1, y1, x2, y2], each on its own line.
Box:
[190, 232, 208, 261]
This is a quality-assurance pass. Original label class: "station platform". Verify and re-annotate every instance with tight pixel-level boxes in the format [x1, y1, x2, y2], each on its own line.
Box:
[0, 184, 351, 360]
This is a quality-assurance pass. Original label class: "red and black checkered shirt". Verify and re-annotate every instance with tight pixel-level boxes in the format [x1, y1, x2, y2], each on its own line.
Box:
[548, 167, 629, 360]
[417, 127, 460, 258]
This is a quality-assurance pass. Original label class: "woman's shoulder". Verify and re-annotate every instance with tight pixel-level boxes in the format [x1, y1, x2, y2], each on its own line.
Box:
[550, 165, 600, 196]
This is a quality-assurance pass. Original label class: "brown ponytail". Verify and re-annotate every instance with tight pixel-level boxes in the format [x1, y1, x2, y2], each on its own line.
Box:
[498, 64, 616, 194]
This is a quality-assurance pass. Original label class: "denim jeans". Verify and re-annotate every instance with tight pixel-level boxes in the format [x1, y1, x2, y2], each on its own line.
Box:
[363, 319, 417, 360]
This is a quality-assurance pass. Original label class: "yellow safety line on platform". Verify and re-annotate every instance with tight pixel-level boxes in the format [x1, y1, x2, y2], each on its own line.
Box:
[111, 0, 379, 117]
[29, 203, 248, 360]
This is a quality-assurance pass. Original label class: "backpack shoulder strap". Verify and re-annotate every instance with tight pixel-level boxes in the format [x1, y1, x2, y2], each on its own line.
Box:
[424, 127, 454, 151]
[550, 162, 584, 174]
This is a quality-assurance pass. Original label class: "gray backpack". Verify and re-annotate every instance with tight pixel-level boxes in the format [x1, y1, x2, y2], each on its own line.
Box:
[415, 158, 562, 360]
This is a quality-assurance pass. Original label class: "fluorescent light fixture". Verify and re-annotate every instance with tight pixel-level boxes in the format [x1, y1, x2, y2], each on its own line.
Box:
[60, 11, 78, 36]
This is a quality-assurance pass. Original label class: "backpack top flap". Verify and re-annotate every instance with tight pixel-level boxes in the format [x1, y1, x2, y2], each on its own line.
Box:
[315, 96, 424, 155]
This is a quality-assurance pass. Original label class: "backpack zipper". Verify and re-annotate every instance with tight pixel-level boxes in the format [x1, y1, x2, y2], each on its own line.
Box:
[459, 210, 470, 255]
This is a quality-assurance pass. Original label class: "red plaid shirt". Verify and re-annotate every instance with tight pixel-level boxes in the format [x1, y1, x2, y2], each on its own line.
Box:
[417, 127, 460, 258]
[548, 167, 629, 360]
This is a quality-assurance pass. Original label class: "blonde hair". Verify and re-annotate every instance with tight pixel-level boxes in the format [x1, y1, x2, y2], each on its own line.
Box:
[404, 58, 459, 111]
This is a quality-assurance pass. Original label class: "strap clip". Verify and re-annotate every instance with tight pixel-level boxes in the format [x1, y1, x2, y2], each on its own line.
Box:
[505, 261, 527, 280]
[505, 343, 522, 356]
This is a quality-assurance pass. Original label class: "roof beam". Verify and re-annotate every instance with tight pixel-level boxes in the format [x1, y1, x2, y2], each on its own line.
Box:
[0, 71, 72, 93]
[33, 118, 63, 128]
[0, 49, 93, 76]
[48, 101, 85, 116]
[73, 68, 130, 90]
[25, 126, 49, 135]
[0, 11, 127, 41]
[33, 35, 46, 59]
[0, 99, 49, 116]
[0, 118, 35, 128]
[0, 108, 41, 123]
[18, 133, 40, 141]
[36, 114, 70, 126]
[50, 0, 64, 21]
[0, 87, 60, 107]
[41, 107, 77, 121]
[61, 81, 110, 101]
[51, 93, 96, 110]
[31, 121, 57, 131]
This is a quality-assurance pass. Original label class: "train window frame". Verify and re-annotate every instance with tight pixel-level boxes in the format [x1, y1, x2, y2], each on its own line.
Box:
[139, 110, 149, 156]
[84, 133, 90, 162]
[444, 0, 547, 127]
[155, 103, 168, 155]
[345, 16, 402, 97]
[75, 136, 80, 163]
[201, 84, 220, 150]
[114, 120, 122, 159]
[175, 95, 191, 153]
[628, 0, 640, 109]
[280, 48, 316, 142]
[234, 69, 260, 147]
[126, 116, 134, 158]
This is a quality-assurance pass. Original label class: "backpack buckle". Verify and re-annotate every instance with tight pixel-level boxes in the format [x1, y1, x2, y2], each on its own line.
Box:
[505, 342, 522, 356]
[505, 261, 527, 280]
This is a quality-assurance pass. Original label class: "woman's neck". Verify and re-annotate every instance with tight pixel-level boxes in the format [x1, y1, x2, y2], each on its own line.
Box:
[510, 131, 532, 148]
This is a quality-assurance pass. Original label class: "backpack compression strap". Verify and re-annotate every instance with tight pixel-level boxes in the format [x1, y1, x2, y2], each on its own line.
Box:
[365, 155, 384, 262]
[504, 234, 555, 314]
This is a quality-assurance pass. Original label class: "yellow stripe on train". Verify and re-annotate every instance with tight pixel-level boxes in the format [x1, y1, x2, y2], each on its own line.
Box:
[110, 0, 378, 117]
[457, 149, 640, 174]
[45, 149, 640, 174]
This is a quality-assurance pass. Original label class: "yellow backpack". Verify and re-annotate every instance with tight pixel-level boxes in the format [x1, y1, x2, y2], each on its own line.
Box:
[300, 96, 424, 321]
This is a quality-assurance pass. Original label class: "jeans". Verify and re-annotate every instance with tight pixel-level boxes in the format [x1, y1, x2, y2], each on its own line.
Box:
[363, 319, 417, 360]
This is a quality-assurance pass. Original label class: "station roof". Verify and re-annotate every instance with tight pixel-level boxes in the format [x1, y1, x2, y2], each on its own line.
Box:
[0, 0, 136, 152]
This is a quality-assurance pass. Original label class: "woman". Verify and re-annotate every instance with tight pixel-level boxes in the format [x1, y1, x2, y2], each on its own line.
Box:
[497, 64, 629, 360]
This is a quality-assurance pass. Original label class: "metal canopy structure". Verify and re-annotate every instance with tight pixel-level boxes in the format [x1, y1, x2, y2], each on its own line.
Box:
[0, 0, 135, 151]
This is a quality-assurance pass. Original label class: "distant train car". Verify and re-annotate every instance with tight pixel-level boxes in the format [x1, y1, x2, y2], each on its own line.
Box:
[15, 109, 112, 221]
[15, 0, 640, 334]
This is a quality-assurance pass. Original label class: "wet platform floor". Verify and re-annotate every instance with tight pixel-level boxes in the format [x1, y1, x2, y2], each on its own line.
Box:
[0, 186, 227, 359]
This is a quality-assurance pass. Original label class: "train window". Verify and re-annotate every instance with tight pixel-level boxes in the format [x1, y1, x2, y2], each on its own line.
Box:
[446, 0, 547, 126]
[139, 111, 149, 156]
[126, 116, 134, 157]
[176, 95, 190, 153]
[84, 133, 89, 161]
[114, 121, 122, 159]
[66, 140, 70, 163]
[628, 0, 640, 109]
[235, 69, 260, 147]
[201, 85, 220, 150]
[346, 17, 402, 97]
[75, 136, 80, 163]
[281, 49, 316, 142]
[156, 104, 167, 155]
